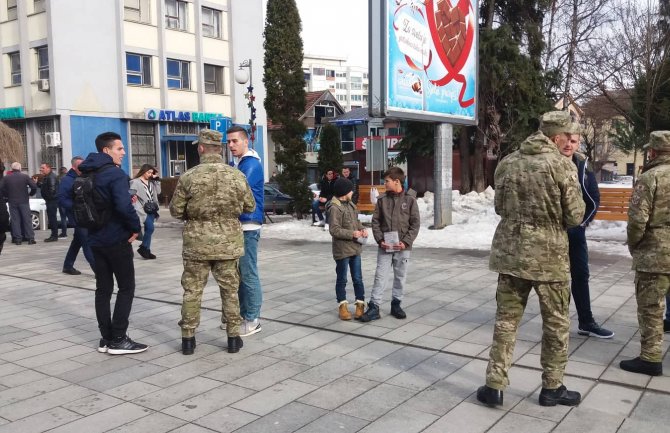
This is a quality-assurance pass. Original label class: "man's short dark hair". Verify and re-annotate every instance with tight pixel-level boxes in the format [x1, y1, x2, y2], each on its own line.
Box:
[383, 166, 405, 183]
[226, 125, 248, 139]
[71, 156, 83, 165]
[95, 132, 122, 152]
[40, 162, 51, 169]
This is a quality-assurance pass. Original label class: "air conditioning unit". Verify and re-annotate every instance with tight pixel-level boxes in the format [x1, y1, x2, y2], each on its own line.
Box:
[45, 132, 61, 147]
[37, 79, 50, 92]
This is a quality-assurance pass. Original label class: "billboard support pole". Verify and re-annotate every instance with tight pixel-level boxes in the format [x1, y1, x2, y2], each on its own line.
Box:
[431, 123, 452, 229]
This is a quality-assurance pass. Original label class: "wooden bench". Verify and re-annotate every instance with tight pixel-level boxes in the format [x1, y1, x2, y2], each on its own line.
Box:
[594, 187, 632, 221]
[357, 185, 384, 213]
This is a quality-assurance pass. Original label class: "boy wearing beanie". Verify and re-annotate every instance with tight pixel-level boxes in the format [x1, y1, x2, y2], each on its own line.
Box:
[327, 177, 368, 320]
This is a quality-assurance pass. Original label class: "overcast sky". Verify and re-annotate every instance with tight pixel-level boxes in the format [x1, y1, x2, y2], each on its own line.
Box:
[295, 0, 369, 67]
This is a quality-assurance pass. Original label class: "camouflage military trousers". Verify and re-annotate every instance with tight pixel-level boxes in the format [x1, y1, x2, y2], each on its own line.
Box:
[486, 274, 571, 390]
[179, 259, 242, 338]
[635, 272, 670, 362]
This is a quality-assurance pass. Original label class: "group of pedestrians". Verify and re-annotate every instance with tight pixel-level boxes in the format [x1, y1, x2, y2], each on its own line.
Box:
[476, 111, 670, 410]
[312, 166, 359, 230]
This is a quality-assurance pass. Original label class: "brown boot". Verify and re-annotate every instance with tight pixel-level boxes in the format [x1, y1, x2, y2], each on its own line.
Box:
[338, 301, 352, 320]
[354, 300, 365, 319]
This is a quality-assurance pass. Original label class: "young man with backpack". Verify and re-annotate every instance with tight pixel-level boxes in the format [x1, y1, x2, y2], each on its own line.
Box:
[78, 132, 147, 355]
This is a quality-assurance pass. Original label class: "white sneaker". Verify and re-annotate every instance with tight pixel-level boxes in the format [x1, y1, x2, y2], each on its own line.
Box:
[323, 224, 329, 231]
[239, 319, 262, 337]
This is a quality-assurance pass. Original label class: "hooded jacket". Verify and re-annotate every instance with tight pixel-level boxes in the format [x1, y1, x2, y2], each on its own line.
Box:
[234, 149, 264, 225]
[489, 131, 585, 281]
[78, 153, 141, 247]
[57, 168, 77, 222]
[327, 196, 364, 259]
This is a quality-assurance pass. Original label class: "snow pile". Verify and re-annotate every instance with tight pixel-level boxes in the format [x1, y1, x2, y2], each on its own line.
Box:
[262, 187, 629, 256]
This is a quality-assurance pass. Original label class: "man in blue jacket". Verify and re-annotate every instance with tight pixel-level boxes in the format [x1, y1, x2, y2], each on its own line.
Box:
[57, 156, 94, 275]
[560, 133, 614, 338]
[227, 125, 264, 337]
[79, 132, 147, 355]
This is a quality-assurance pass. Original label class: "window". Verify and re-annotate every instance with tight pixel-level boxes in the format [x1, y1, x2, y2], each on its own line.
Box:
[7, 0, 17, 20]
[37, 46, 49, 80]
[351, 83, 362, 90]
[33, 0, 45, 13]
[130, 122, 156, 172]
[204, 64, 225, 94]
[167, 59, 190, 89]
[351, 94, 362, 102]
[165, 0, 187, 30]
[303, 72, 311, 81]
[350, 76, 362, 83]
[326, 69, 335, 78]
[336, 83, 347, 90]
[167, 123, 201, 135]
[363, 72, 369, 79]
[312, 67, 325, 76]
[336, 94, 346, 102]
[336, 72, 347, 78]
[125, 0, 150, 22]
[126, 53, 152, 86]
[38, 119, 61, 169]
[202, 7, 221, 38]
[9, 52, 20, 86]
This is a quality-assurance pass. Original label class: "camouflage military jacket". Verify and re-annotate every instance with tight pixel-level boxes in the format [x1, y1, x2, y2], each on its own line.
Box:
[489, 131, 585, 281]
[169, 153, 255, 260]
[628, 154, 670, 273]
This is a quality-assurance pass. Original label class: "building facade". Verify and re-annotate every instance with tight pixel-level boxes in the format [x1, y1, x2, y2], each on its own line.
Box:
[0, 0, 266, 178]
[302, 54, 368, 112]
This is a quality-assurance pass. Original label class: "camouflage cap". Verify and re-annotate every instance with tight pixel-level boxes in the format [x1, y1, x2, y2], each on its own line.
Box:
[643, 131, 670, 152]
[539, 111, 581, 137]
[192, 129, 223, 146]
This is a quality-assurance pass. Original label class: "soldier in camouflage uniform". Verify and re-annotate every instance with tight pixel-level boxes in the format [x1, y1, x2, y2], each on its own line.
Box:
[169, 129, 255, 355]
[620, 131, 670, 376]
[477, 111, 586, 408]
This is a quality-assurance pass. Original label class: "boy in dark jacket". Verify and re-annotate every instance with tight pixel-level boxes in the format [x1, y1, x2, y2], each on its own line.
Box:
[327, 177, 367, 320]
[359, 167, 420, 322]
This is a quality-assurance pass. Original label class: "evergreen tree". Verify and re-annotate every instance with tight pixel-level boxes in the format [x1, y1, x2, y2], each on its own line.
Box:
[317, 124, 344, 175]
[263, 0, 311, 216]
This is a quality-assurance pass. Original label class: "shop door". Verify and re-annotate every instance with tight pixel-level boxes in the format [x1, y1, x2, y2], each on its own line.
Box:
[166, 140, 200, 176]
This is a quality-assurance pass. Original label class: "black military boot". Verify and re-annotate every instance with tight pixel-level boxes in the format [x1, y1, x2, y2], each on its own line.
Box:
[620, 357, 663, 376]
[227, 336, 244, 353]
[476, 385, 503, 407]
[182, 337, 196, 355]
[539, 385, 581, 406]
[358, 301, 380, 322]
[390, 298, 406, 319]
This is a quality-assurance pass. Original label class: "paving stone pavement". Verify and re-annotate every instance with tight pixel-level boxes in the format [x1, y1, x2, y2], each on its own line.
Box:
[0, 216, 668, 432]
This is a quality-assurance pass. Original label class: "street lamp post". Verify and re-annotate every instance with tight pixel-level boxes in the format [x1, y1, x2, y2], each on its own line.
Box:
[234, 59, 257, 148]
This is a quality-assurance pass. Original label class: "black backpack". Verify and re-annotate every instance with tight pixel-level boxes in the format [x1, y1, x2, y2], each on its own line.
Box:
[72, 165, 114, 230]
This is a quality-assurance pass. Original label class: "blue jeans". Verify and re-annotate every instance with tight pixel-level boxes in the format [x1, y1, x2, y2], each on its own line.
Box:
[312, 199, 324, 222]
[63, 226, 95, 272]
[58, 206, 67, 235]
[568, 226, 595, 326]
[239, 229, 262, 321]
[335, 255, 365, 303]
[141, 213, 155, 249]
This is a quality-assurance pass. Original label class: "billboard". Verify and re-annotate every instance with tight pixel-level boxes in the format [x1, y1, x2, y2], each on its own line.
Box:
[370, 0, 478, 124]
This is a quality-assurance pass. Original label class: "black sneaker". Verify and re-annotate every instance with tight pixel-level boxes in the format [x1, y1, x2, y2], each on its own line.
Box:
[390, 298, 406, 319]
[98, 338, 109, 353]
[539, 385, 581, 407]
[664, 320, 670, 334]
[578, 322, 614, 339]
[62, 268, 82, 275]
[620, 356, 663, 376]
[137, 246, 152, 259]
[107, 335, 148, 355]
[44, 236, 58, 242]
[58, 233, 67, 238]
[358, 302, 380, 322]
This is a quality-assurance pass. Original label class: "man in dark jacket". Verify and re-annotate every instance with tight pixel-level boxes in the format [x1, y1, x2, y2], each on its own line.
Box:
[312, 169, 336, 227]
[560, 134, 614, 339]
[342, 167, 359, 204]
[58, 156, 94, 275]
[79, 132, 146, 355]
[227, 125, 265, 337]
[0, 170, 9, 255]
[0, 162, 37, 245]
[38, 162, 60, 242]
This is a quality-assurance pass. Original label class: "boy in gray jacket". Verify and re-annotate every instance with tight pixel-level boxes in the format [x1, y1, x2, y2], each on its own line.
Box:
[359, 167, 420, 322]
[327, 177, 368, 320]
